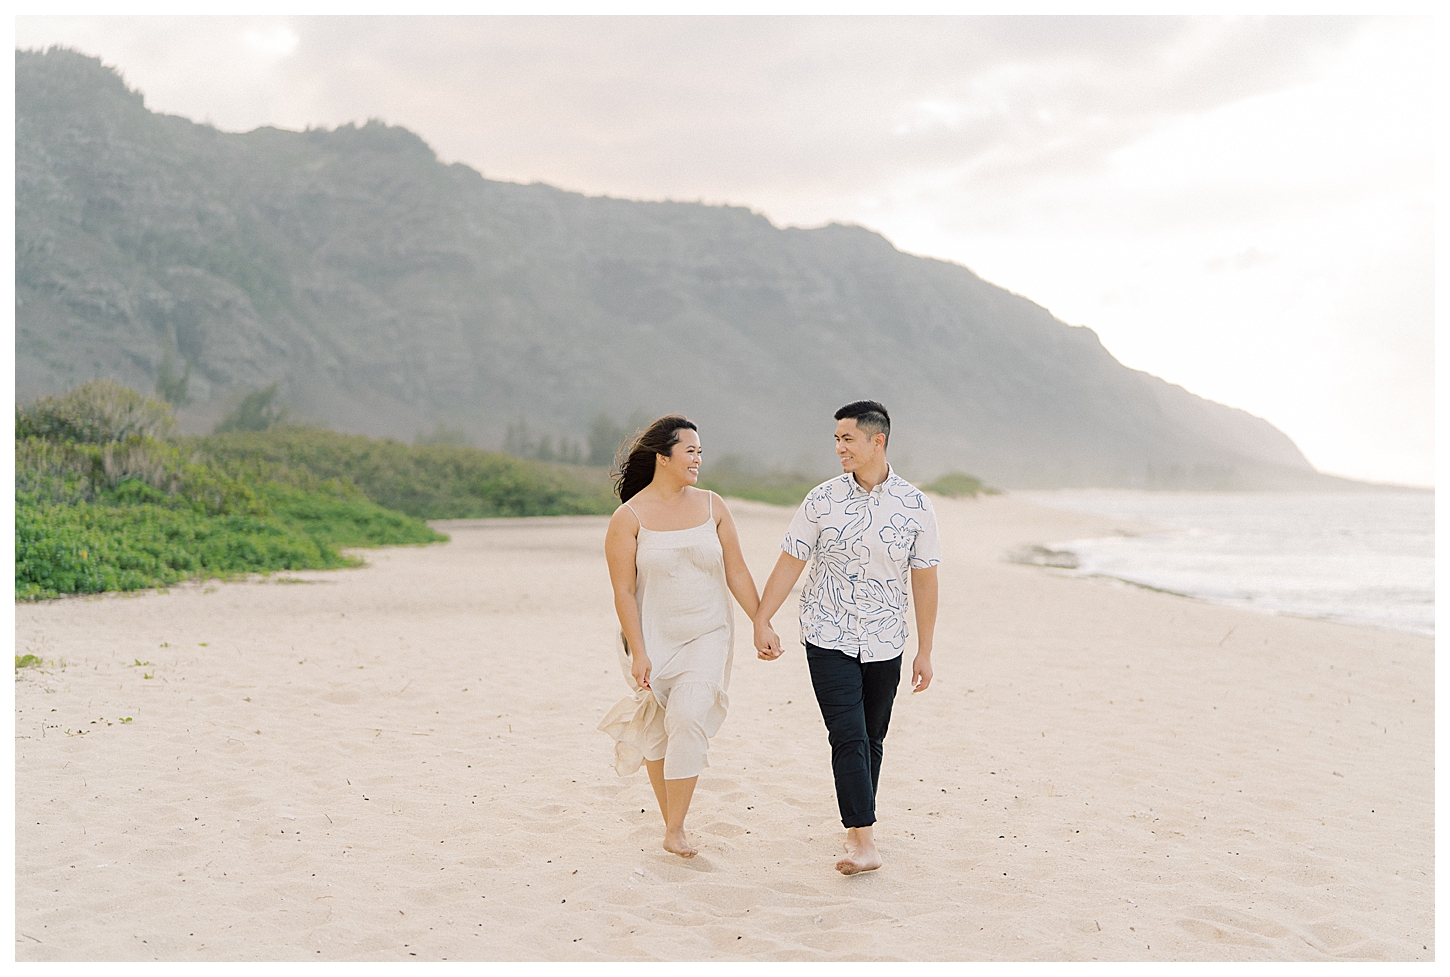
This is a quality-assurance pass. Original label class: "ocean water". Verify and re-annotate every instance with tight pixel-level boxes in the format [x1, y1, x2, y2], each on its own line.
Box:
[1015, 490, 1435, 636]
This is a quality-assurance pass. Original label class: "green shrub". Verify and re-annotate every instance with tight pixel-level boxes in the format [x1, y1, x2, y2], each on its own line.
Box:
[16, 435, 264, 515]
[194, 427, 617, 518]
[697, 454, 826, 507]
[15, 494, 346, 600]
[14, 437, 99, 505]
[213, 383, 289, 433]
[14, 485, 444, 601]
[415, 422, 472, 447]
[16, 383, 641, 601]
[922, 471, 997, 498]
[262, 485, 446, 548]
[14, 385, 446, 600]
[15, 380, 176, 443]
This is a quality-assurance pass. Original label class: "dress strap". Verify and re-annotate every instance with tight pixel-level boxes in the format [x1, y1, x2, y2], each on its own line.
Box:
[622, 500, 641, 527]
[707, 492, 713, 521]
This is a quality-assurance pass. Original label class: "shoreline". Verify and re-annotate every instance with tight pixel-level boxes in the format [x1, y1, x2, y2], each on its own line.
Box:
[15, 494, 1433, 960]
[1036, 566, 1433, 639]
[1012, 489, 1433, 638]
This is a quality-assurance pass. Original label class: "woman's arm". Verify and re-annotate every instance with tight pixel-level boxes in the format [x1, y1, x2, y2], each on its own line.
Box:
[711, 492, 761, 618]
[604, 506, 652, 689]
[754, 551, 807, 660]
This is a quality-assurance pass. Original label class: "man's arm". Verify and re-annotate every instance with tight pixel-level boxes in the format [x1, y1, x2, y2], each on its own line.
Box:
[910, 565, 938, 692]
[753, 552, 807, 660]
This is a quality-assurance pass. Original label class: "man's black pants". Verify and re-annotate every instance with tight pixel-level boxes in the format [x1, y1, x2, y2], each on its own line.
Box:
[805, 642, 902, 828]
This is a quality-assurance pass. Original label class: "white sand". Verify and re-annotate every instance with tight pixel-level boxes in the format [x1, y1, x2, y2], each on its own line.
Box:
[13, 495, 1433, 961]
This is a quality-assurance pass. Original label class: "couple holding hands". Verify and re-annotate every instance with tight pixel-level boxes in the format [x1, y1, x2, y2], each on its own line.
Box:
[600, 401, 941, 875]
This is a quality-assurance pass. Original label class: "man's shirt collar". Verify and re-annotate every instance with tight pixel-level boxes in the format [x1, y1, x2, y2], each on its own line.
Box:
[846, 464, 894, 497]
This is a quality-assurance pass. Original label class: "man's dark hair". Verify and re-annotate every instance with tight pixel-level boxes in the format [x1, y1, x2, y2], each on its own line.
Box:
[835, 400, 890, 447]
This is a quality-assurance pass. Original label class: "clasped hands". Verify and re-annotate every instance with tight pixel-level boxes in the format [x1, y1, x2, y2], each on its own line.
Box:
[753, 618, 933, 692]
[753, 618, 783, 661]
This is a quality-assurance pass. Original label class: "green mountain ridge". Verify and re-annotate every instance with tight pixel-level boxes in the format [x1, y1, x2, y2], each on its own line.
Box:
[17, 47, 1349, 489]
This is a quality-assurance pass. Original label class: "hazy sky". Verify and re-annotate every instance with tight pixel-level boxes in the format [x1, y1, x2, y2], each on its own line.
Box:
[14, 14, 1436, 485]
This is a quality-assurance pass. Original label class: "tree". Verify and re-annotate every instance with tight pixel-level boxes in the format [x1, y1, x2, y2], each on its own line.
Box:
[155, 349, 192, 407]
[503, 418, 535, 457]
[415, 422, 472, 447]
[213, 383, 290, 434]
[588, 413, 629, 467]
[16, 380, 176, 443]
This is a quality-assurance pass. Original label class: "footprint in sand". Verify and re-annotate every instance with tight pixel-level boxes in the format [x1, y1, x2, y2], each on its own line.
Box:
[1176, 917, 1275, 949]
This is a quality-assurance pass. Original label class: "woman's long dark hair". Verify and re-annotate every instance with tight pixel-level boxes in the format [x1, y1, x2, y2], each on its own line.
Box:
[613, 414, 698, 503]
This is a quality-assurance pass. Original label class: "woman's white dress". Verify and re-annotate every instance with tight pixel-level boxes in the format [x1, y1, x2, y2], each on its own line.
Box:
[598, 498, 733, 781]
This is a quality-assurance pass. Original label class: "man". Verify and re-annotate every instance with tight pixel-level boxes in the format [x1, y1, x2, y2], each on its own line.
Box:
[754, 400, 940, 875]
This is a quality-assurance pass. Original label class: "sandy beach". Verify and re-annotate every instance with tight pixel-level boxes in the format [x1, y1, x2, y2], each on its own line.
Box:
[13, 494, 1433, 961]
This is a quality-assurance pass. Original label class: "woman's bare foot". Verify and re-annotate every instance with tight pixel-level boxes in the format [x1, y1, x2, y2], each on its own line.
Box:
[660, 775, 699, 857]
[664, 830, 697, 858]
[843, 828, 860, 856]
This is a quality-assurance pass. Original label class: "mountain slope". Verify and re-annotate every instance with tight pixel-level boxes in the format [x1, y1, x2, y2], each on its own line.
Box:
[16, 48, 1329, 488]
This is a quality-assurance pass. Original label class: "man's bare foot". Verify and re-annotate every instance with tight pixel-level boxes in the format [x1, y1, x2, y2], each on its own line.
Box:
[835, 847, 882, 875]
[838, 826, 880, 873]
[664, 830, 697, 858]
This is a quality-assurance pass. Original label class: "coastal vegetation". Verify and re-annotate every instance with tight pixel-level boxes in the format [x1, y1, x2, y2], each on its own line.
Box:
[14, 382, 647, 601]
[16, 382, 447, 600]
[922, 471, 999, 498]
[212, 383, 290, 433]
[697, 462, 997, 506]
[696, 455, 826, 507]
[14, 381, 1001, 601]
[16, 382, 624, 601]
[196, 427, 617, 520]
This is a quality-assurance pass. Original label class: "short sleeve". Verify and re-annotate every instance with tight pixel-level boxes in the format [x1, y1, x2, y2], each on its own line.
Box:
[781, 492, 820, 561]
[908, 495, 942, 569]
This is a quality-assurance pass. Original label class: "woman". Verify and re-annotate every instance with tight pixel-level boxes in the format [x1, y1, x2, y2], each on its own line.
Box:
[598, 415, 762, 857]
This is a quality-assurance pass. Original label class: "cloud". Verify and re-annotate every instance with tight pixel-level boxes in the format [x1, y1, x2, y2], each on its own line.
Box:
[1204, 247, 1277, 273]
[240, 25, 299, 59]
[13, 16, 1371, 208]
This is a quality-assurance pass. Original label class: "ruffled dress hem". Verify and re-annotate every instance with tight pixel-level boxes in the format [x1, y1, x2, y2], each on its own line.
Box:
[597, 630, 730, 779]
